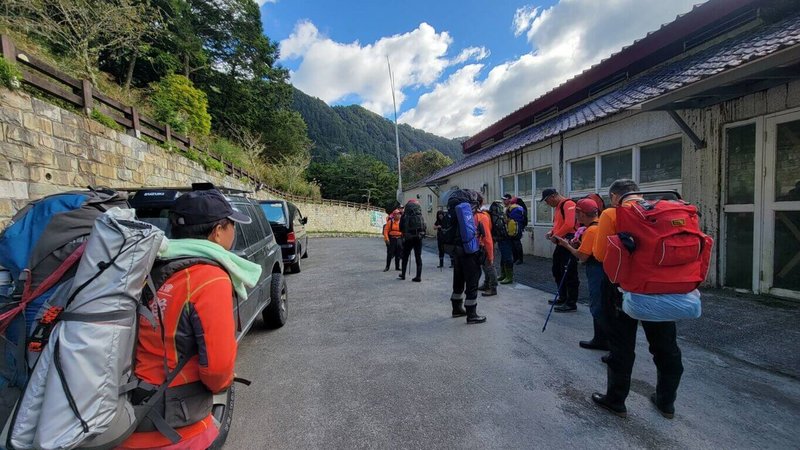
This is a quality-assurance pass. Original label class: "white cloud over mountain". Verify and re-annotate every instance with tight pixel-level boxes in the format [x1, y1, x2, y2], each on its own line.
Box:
[280, 0, 701, 138]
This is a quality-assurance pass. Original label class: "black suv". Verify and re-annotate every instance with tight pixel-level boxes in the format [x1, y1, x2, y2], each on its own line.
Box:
[259, 200, 308, 273]
[127, 183, 287, 447]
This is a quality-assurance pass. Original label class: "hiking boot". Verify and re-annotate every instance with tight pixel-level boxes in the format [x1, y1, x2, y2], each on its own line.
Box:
[465, 304, 486, 324]
[554, 304, 577, 313]
[397, 274, 405, 280]
[478, 283, 488, 291]
[383, 266, 390, 272]
[411, 277, 421, 282]
[482, 287, 497, 297]
[437, 258, 444, 268]
[579, 319, 609, 350]
[499, 266, 514, 284]
[591, 393, 627, 418]
[650, 393, 675, 419]
[451, 299, 467, 317]
[601, 353, 611, 364]
[515, 259, 523, 265]
[547, 298, 565, 305]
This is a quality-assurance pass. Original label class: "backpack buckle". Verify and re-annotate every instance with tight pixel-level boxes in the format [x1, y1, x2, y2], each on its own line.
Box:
[27, 306, 63, 352]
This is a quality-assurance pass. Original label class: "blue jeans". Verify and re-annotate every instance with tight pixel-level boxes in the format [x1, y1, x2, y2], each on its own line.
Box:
[498, 240, 514, 266]
[585, 259, 604, 318]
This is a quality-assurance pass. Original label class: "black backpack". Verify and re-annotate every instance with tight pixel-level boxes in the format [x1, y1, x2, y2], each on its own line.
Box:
[516, 198, 529, 228]
[403, 202, 426, 238]
[489, 201, 508, 240]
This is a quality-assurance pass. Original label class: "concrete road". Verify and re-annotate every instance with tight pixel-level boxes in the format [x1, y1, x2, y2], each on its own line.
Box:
[226, 238, 800, 449]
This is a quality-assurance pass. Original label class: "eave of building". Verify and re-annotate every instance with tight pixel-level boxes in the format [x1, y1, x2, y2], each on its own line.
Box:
[418, 12, 800, 186]
[461, 0, 763, 154]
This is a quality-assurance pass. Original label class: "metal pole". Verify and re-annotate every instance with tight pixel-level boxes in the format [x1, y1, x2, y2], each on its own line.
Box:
[387, 56, 402, 204]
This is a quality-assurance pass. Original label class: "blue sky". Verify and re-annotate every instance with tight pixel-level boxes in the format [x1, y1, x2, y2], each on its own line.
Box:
[257, 0, 702, 138]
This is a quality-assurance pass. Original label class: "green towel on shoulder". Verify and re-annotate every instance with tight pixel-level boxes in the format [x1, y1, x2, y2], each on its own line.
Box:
[158, 238, 262, 300]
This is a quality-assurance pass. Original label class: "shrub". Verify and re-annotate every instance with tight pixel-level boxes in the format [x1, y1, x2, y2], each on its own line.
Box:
[0, 56, 22, 90]
[150, 74, 211, 137]
[90, 108, 124, 131]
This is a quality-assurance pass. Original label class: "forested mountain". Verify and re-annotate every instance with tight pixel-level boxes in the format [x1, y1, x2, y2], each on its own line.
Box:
[292, 88, 464, 168]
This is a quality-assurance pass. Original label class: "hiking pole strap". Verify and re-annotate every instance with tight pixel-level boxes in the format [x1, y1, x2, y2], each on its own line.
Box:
[59, 310, 134, 322]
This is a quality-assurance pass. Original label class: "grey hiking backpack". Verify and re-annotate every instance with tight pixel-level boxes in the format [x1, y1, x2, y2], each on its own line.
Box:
[7, 208, 167, 450]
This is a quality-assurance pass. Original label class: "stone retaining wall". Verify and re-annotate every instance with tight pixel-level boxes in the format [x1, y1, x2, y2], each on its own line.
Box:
[0, 88, 382, 235]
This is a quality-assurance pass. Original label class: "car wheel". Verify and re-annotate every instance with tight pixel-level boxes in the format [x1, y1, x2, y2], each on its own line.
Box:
[208, 385, 234, 450]
[263, 273, 288, 328]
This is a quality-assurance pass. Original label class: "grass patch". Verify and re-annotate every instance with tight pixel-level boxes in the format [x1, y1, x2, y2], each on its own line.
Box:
[90, 108, 124, 131]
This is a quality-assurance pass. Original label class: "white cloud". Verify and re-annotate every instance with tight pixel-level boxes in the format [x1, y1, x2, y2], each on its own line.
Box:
[255, 0, 277, 5]
[401, 0, 701, 138]
[282, 0, 702, 138]
[280, 21, 455, 116]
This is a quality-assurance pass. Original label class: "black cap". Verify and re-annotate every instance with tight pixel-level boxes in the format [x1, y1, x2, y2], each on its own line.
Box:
[502, 193, 513, 200]
[171, 188, 251, 226]
[539, 188, 558, 202]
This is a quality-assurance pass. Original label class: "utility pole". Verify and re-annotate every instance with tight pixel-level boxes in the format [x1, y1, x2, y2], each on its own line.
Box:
[387, 56, 402, 204]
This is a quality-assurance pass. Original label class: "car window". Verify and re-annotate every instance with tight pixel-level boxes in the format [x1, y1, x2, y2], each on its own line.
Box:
[261, 202, 287, 225]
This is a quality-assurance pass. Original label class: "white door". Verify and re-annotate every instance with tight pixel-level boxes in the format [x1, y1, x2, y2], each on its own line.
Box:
[763, 112, 800, 298]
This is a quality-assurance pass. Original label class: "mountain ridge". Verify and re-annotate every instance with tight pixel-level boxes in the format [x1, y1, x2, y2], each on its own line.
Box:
[291, 87, 464, 168]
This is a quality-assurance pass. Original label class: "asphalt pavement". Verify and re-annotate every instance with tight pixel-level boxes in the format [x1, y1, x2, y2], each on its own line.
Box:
[226, 237, 800, 449]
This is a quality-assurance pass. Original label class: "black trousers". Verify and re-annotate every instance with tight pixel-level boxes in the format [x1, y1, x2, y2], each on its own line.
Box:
[436, 236, 453, 265]
[401, 237, 423, 278]
[602, 277, 684, 406]
[452, 253, 482, 306]
[385, 237, 402, 269]
[512, 238, 524, 262]
[552, 245, 579, 307]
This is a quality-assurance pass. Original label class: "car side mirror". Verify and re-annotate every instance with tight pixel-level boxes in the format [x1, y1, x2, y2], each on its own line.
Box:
[301, 217, 308, 225]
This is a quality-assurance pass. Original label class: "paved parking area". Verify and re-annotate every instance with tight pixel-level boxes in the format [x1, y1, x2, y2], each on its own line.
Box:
[227, 238, 800, 449]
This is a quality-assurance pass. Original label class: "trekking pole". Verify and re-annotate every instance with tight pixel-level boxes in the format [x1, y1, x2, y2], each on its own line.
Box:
[542, 258, 571, 333]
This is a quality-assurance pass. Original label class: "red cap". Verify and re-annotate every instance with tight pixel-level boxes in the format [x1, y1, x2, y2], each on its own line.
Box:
[575, 198, 600, 215]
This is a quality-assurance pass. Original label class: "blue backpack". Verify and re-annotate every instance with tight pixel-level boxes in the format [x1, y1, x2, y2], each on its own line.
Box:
[442, 189, 480, 256]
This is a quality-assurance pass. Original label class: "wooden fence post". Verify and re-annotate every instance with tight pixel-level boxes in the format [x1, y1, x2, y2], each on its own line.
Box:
[1, 35, 16, 63]
[188, 136, 193, 149]
[81, 80, 93, 115]
[164, 124, 171, 144]
[129, 107, 141, 138]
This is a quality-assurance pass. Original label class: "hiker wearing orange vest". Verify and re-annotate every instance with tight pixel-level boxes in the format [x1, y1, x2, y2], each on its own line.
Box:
[590, 179, 683, 420]
[474, 194, 497, 297]
[543, 188, 580, 312]
[383, 206, 403, 272]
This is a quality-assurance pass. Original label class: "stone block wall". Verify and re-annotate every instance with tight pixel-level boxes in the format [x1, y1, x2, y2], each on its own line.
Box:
[0, 88, 382, 235]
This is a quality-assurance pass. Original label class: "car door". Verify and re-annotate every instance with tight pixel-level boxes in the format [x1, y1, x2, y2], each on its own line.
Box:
[237, 202, 272, 330]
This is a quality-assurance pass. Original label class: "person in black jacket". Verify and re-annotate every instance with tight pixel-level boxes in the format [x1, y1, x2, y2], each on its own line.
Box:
[434, 210, 453, 268]
[399, 199, 425, 281]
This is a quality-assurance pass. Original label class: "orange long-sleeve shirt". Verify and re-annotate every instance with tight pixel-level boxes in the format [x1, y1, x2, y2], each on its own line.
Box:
[121, 263, 237, 449]
[475, 211, 494, 263]
[551, 198, 577, 238]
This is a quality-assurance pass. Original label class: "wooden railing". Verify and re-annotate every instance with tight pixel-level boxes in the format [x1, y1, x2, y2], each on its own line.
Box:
[0, 34, 383, 213]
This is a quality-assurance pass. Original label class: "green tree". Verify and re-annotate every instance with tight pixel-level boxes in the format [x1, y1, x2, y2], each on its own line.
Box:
[150, 74, 211, 136]
[401, 150, 453, 186]
[2, 0, 161, 86]
[308, 154, 398, 209]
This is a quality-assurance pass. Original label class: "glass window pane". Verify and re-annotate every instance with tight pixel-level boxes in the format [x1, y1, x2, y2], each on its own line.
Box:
[640, 139, 682, 183]
[518, 172, 532, 197]
[725, 124, 756, 205]
[724, 212, 753, 289]
[775, 120, 800, 202]
[502, 176, 515, 196]
[601, 150, 632, 187]
[535, 167, 553, 224]
[773, 211, 800, 291]
[570, 158, 595, 191]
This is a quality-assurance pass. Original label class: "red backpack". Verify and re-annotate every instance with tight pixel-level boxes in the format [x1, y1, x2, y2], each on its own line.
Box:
[603, 192, 713, 294]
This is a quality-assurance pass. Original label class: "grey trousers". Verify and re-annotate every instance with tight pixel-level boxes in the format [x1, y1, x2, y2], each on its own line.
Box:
[482, 258, 498, 288]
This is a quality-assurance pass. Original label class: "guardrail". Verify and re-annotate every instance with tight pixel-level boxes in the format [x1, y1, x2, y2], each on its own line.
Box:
[257, 185, 385, 212]
[0, 34, 383, 213]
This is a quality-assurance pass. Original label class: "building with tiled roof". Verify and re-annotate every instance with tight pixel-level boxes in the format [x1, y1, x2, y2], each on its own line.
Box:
[403, 0, 800, 298]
